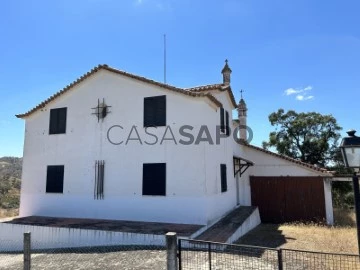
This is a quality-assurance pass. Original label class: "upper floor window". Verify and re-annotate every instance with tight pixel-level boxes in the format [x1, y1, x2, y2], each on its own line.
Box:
[144, 96, 166, 127]
[49, 107, 67, 134]
[225, 111, 230, 136]
[220, 108, 230, 135]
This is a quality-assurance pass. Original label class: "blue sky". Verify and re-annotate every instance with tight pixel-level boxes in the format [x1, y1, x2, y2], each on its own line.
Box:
[1, 0, 359, 157]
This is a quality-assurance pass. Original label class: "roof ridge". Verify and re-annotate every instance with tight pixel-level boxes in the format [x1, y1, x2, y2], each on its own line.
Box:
[242, 143, 332, 174]
[186, 84, 236, 108]
[16, 64, 224, 118]
[185, 83, 225, 90]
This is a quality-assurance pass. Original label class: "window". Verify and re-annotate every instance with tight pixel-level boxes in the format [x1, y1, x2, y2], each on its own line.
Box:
[220, 164, 227, 192]
[220, 108, 225, 133]
[225, 111, 230, 136]
[144, 96, 166, 127]
[143, 163, 166, 196]
[220, 108, 230, 135]
[46, 165, 64, 193]
[49, 108, 67, 134]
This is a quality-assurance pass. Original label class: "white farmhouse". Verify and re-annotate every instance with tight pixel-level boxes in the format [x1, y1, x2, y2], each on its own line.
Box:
[16, 61, 334, 226]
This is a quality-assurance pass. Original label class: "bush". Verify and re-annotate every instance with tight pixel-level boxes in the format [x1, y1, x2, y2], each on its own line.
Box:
[332, 181, 354, 209]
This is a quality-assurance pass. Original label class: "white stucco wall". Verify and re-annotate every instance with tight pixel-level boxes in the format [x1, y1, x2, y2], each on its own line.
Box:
[20, 70, 239, 225]
[242, 146, 330, 177]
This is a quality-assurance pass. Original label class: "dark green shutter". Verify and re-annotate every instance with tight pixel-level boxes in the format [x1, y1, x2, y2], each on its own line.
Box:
[156, 96, 166, 126]
[58, 108, 67, 133]
[49, 110, 58, 134]
[144, 97, 154, 127]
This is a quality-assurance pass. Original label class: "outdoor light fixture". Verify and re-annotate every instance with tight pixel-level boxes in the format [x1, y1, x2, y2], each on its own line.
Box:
[340, 130, 360, 256]
[340, 130, 360, 168]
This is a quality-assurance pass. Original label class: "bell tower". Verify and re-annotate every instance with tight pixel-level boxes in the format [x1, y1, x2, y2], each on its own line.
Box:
[238, 90, 248, 141]
[221, 59, 232, 85]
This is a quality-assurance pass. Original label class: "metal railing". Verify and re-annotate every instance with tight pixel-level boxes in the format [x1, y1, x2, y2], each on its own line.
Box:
[178, 238, 360, 270]
[1, 232, 360, 269]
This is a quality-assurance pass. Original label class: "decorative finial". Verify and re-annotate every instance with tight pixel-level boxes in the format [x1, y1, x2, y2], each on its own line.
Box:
[238, 89, 247, 109]
[347, 129, 357, 137]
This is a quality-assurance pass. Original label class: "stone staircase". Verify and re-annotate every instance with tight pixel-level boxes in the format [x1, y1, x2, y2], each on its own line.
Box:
[195, 206, 261, 244]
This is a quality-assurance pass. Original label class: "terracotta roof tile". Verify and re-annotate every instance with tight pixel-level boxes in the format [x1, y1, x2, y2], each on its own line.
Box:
[185, 84, 224, 91]
[16, 64, 223, 118]
[241, 141, 333, 175]
[186, 84, 237, 108]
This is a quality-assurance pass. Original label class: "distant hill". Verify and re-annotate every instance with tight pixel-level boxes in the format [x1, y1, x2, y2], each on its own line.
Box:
[0, 156, 22, 210]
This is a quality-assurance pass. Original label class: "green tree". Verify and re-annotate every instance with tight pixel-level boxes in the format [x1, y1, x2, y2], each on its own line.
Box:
[262, 109, 342, 166]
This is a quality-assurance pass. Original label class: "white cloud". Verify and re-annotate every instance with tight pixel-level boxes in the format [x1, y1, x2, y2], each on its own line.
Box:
[284, 85, 314, 101]
[285, 88, 301, 96]
[296, 95, 314, 101]
[284, 85, 312, 96]
[134, 0, 171, 10]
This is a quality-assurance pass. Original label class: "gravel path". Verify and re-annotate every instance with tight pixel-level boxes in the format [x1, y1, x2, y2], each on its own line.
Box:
[2, 248, 358, 269]
[0, 250, 167, 270]
[0, 250, 278, 270]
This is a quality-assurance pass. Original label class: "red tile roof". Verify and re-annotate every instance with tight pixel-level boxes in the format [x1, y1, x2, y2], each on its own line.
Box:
[241, 141, 333, 175]
[186, 84, 237, 108]
[16, 64, 224, 118]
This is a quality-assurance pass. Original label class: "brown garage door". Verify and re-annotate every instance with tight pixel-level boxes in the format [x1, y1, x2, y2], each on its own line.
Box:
[250, 176, 326, 223]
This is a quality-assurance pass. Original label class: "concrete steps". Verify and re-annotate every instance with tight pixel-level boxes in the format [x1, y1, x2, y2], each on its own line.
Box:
[195, 206, 261, 244]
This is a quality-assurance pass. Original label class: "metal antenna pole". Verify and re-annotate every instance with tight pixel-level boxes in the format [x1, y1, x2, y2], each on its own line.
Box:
[164, 34, 167, 84]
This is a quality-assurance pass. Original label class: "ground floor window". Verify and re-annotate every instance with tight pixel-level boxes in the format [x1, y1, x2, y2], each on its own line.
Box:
[46, 165, 64, 193]
[221, 164, 227, 192]
[142, 163, 166, 196]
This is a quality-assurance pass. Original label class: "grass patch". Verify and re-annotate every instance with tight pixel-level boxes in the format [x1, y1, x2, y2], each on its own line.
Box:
[279, 223, 357, 253]
[236, 223, 357, 254]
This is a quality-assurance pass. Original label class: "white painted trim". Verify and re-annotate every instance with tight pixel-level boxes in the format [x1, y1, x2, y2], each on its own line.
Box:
[330, 177, 352, 182]
[225, 208, 261, 244]
[324, 179, 334, 225]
